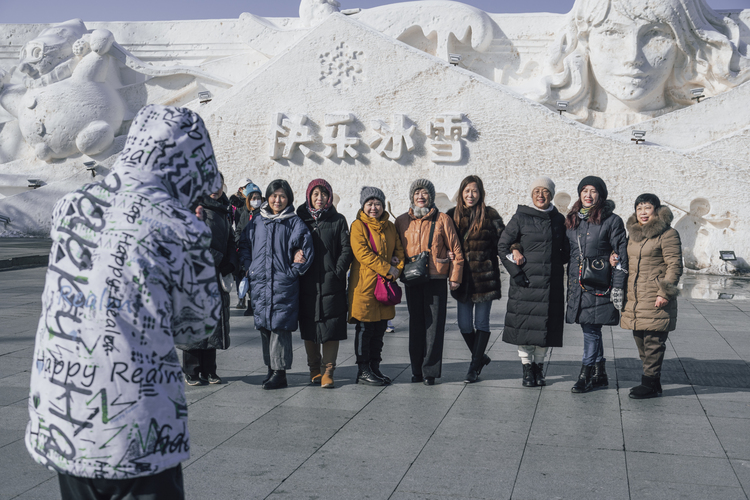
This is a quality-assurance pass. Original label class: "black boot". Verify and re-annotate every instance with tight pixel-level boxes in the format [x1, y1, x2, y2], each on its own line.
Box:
[261, 366, 273, 385]
[571, 365, 593, 393]
[629, 375, 660, 399]
[591, 359, 609, 388]
[370, 361, 391, 385]
[522, 363, 536, 387]
[357, 364, 384, 386]
[262, 370, 287, 390]
[461, 331, 476, 351]
[474, 330, 492, 374]
[532, 362, 546, 387]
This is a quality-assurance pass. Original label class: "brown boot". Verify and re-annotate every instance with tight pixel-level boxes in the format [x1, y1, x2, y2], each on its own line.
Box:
[321, 363, 335, 388]
[310, 367, 322, 384]
[305, 340, 322, 384]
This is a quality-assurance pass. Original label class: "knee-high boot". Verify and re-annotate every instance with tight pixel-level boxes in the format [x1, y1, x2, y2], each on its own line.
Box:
[464, 330, 491, 383]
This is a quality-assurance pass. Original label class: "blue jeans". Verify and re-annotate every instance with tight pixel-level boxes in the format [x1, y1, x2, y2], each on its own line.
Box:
[456, 300, 492, 333]
[581, 324, 604, 365]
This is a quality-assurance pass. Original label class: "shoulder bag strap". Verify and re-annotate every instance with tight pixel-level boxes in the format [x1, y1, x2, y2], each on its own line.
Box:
[427, 218, 436, 253]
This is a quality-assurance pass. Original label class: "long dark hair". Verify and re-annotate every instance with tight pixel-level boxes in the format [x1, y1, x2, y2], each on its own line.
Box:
[454, 175, 487, 237]
[565, 198, 605, 229]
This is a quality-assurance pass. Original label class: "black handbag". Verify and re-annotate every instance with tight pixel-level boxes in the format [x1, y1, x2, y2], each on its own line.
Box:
[401, 219, 436, 286]
[577, 234, 612, 295]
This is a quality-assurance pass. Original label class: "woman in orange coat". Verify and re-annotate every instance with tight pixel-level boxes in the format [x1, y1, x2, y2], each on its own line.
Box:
[348, 187, 405, 386]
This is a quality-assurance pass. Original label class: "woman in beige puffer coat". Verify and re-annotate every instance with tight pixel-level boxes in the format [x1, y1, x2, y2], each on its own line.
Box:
[620, 193, 682, 399]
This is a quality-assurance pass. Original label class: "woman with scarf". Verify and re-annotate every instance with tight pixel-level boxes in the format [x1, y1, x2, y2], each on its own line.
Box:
[395, 179, 464, 385]
[348, 187, 405, 386]
[498, 177, 569, 387]
[446, 175, 505, 383]
[297, 179, 353, 388]
[239, 179, 314, 390]
[619, 194, 682, 398]
[566, 176, 628, 393]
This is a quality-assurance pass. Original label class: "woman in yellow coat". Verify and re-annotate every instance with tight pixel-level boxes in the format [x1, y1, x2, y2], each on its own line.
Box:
[619, 193, 682, 399]
[348, 186, 405, 386]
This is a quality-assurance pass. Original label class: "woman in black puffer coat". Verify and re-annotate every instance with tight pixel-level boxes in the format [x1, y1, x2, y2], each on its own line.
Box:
[498, 177, 569, 388]
[179, 177, 237, 385]
[297, 179, 353, 388]
[566, 176, 628, 394]
[446, 175, 504, 384]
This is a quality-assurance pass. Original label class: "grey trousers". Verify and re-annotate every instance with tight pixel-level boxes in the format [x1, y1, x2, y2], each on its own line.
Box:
[633, 330, 669, 378]
[260, 328, 293, 370]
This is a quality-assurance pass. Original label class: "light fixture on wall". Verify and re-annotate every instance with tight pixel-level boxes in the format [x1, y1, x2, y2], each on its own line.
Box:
[556, 101, 569, 115]
[84, 161, 97, 178]
[27, 179, 43, 189]
[448, 54, 462, 66]
[198, 91, 212, 104]
[631, 130, 646, 144]
[719, 250, 737, 261]
[0, 215, 10, 229]
[690, 88, 705, 103]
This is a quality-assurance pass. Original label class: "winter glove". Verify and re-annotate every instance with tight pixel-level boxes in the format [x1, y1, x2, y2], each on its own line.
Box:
[513, 273, 530, 288]
[611, 287, 624, 311]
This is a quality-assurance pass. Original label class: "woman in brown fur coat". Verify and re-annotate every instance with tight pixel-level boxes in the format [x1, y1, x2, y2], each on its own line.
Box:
[446, 176, 505, 383]
[619, 193, 682, 399]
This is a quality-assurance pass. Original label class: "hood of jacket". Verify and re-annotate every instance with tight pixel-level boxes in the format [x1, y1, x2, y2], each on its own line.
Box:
[113, 104, 221, 209]
[626, 206, 674, 242]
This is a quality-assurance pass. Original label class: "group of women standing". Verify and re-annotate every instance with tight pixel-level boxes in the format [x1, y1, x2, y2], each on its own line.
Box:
[188, 172, 683, 400]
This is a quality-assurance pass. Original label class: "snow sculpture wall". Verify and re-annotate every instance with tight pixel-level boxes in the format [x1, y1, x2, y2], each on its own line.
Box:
[0, 1, 748, 274]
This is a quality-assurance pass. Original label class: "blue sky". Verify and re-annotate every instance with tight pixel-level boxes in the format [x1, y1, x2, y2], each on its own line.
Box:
[0, 0, 747, 23]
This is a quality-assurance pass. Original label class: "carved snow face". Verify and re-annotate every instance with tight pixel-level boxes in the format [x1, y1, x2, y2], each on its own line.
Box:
[587, 7, 677, 112]
[19, 36, 74, 79]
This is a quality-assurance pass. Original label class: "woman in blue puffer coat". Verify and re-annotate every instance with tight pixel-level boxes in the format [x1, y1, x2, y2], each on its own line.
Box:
[239, 179, 314, 390]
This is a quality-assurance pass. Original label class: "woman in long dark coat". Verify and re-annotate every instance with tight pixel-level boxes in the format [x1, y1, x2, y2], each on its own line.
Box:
[565, 176, 628, 393]
[498, 177, 569, 387]
[179, 176, 237, 385]
[297, 179, 353, 388]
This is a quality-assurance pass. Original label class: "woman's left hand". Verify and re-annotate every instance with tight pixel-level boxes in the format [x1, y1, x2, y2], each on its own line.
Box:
[449, 281, 460, 291]
[655, 296, 669, 309]
[294, 249, 306, 264]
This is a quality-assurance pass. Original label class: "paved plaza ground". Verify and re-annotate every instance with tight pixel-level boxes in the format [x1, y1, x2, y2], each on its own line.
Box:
[1, 242, 749, 499]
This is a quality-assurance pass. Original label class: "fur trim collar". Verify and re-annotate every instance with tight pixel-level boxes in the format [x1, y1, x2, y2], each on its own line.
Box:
[627, 206, 674, 242]
[601, 199, 616, 220]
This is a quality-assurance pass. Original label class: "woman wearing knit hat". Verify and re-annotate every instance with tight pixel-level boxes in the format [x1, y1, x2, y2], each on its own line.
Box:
[348, 186, 405, 386]
[619, 194, 682, 398]
[446, 175, 505, 383]
[565, 176, 628, 393]
[499, 177, 569, 387]
[395, 179, 465, 385]
[297, 179, 353, 388]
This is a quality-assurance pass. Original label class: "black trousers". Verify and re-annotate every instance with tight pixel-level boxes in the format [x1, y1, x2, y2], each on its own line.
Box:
[59, 464, 184, 500]
[182, 349, 217, 377]
[405, 278, 447, 378]
[354, 320, 387, 365]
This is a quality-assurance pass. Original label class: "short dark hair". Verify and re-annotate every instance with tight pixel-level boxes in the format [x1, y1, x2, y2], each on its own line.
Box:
[265, 179, 294, 205]
[634, 193, 661, 211]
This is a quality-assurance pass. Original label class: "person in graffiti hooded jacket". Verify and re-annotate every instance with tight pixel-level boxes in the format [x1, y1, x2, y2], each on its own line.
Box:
[25, 104, 222, 497]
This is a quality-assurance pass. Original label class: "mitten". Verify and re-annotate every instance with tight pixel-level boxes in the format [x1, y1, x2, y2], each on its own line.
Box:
[611, 287, 624, 311]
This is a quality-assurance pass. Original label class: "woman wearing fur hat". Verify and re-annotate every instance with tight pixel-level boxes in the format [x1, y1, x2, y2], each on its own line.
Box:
[348, 186, 405, 386]
[566, 176, 628, 393]
[297, 179, 353, 388]
[619, 194, 682, 399]
[239, 179, 314, 390]
[499, 177, 569, 387]
[446, 175, 505, 383]
[395, 179, 464, 385]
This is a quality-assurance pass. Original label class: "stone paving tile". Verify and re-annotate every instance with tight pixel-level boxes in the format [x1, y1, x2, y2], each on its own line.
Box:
[626, 452, 742, 491]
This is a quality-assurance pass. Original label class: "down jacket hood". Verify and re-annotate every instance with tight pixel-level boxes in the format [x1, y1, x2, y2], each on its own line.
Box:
[626, 206, 674, 242]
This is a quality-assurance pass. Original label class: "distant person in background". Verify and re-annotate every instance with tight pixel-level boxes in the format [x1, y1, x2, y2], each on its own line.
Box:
[239, 179, 313, 390]
[297, 179, 353, 388]
[234, 181, 263, 312]
[26, 104, 221, 499]
[179, 173, 237, 386]
[618, 194, 682, 399]
[229, 178, 252, 227]
[498, 177, 569, 388]
[447, 175, 505, 383]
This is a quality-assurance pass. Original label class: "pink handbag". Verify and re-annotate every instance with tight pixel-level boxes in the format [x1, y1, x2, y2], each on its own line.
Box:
[363, 223, 402, 306]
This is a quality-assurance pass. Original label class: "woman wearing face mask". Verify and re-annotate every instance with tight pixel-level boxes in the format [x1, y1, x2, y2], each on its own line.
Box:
[619, 194, 682, 399]
[234, 181, 263, 313]
[179, 173, 238, 385]
[446, 175, 505, 383]
[297, 179, 353, 388]
[348, 187, 404, 386]
[566, 176, 628, 393]
[498, 177, 570, 387]
[395, 179, 464, 386]
[239, 179, 314, 390]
